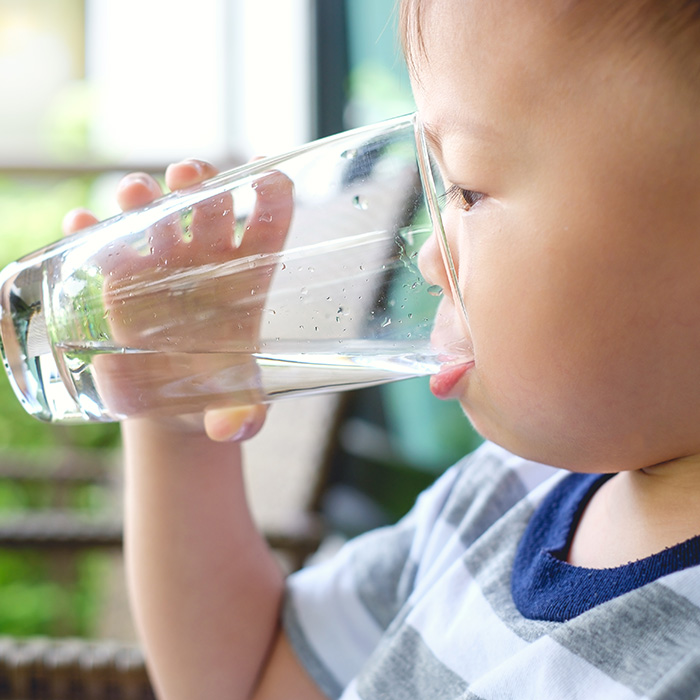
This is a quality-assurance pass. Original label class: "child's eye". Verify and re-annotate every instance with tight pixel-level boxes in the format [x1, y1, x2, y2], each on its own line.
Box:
[442, 185, 485, 211]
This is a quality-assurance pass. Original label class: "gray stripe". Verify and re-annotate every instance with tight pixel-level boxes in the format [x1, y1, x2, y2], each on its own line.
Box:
[461, 494, 559, 642]
[648, 651, 700, 700]
[352, 451, 530, 636]
[351, 525, 418, 630]
[445, 452, 531, 549]
[282, 592, 345, 700]
[550, 583, 700, 698]
[356, 624, 468, 700]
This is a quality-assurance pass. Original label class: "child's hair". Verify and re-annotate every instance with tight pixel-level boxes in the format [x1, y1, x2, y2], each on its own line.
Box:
[399, 0, 700, 95]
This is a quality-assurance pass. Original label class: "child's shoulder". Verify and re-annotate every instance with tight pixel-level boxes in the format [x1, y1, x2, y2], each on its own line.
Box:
[446, 440, 562, 515]
[410, 441, 563, 558]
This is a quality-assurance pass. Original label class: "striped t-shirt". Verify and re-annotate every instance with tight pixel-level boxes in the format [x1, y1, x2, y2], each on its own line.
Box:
[283, 441, 700, 699]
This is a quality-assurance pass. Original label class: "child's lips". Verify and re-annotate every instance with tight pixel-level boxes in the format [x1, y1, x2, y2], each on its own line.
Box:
[430, 360, 474, 400]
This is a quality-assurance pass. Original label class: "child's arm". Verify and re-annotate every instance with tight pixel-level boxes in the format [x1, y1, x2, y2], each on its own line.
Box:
[64, 162, 328, 700]
[122, 418, 325, 700]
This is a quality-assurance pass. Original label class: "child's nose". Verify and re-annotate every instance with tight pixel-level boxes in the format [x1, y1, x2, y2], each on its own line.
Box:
[418, 231, 451, 292]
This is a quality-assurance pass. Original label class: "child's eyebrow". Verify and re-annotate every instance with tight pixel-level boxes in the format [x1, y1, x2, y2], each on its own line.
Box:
[422, 118, 499, 155]
[422, 122, 444, 155]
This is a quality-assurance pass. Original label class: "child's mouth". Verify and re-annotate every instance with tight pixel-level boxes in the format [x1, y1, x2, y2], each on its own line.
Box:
[430, 361, 474, 400]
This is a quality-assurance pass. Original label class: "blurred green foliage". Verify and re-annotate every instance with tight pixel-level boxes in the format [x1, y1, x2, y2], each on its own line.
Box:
[0, 551, 108, 637]
[0, 174, 120, 637]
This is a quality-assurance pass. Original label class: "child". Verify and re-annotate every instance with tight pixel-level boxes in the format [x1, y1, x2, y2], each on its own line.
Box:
[62, 0, 700, 697]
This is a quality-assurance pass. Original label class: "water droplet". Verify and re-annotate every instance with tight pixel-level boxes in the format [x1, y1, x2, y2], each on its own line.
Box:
[280, 263, 287, 271]
[428, 284, 444, 297]
[269, 309, 277, 315]
[300, 287, 309, 297]
[381, 318, 392, 328]
[342, 148, 358, 160]
[259, 212, 273, 223]
[353, 195, 368, 211]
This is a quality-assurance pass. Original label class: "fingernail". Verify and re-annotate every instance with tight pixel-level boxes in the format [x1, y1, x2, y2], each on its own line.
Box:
[121, 173, 154, 190]
[182, 159, 204, 174]
[229, 418, 257, 442]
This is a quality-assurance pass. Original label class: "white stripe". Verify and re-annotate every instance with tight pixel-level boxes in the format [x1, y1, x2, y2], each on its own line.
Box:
[338, 678, 362, 700]
[288, 550, 384, 687]
[409, 560, 527, 680]
[658, 566, 700, 608]
[470, 636, 645, 700]
[522, 466, 569, 509]
[411, 517, 462, 592]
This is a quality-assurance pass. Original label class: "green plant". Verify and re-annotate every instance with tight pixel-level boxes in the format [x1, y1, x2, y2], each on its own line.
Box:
[0, 174, 120, 637]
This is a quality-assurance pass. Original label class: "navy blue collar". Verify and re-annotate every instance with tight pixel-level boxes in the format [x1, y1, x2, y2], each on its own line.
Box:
[512, 472, 700, 622]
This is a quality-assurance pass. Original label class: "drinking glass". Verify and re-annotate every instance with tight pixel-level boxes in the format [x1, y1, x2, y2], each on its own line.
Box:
[0, 114, 471, 423]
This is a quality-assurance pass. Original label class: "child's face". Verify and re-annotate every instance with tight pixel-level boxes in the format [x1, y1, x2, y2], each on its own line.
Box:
[414, 0, 700, 471]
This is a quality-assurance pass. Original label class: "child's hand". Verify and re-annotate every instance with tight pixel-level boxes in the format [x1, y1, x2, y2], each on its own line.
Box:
[62, 159, 292, 441]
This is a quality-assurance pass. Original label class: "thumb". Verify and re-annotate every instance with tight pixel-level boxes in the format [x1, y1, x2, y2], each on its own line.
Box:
[203, 404, 268, 442]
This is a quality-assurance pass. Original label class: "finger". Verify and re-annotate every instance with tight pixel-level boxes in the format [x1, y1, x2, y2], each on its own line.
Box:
[167, 159, 235, 255]
[203, 403, 267, 442]
[164, 159, 218, 191]
[62, 208, 99, 237]
[116, 173, 163, 212]
[189, 191, 236, 254]
[238, 170, 294, 257]
[118, 173, 185, 262]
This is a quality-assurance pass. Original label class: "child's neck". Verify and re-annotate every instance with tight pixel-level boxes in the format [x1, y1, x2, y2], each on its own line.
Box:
[567, 455, 700, 569]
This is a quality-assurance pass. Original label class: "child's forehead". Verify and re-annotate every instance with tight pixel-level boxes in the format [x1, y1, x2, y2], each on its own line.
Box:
[402, 0, 588, 73]
[402, 0, 700, 84]
[401, 0, 698, 117]
[403, 0, 600, 96]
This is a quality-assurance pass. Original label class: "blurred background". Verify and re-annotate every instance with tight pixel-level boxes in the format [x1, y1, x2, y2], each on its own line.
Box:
[0, 0, 481, 642]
